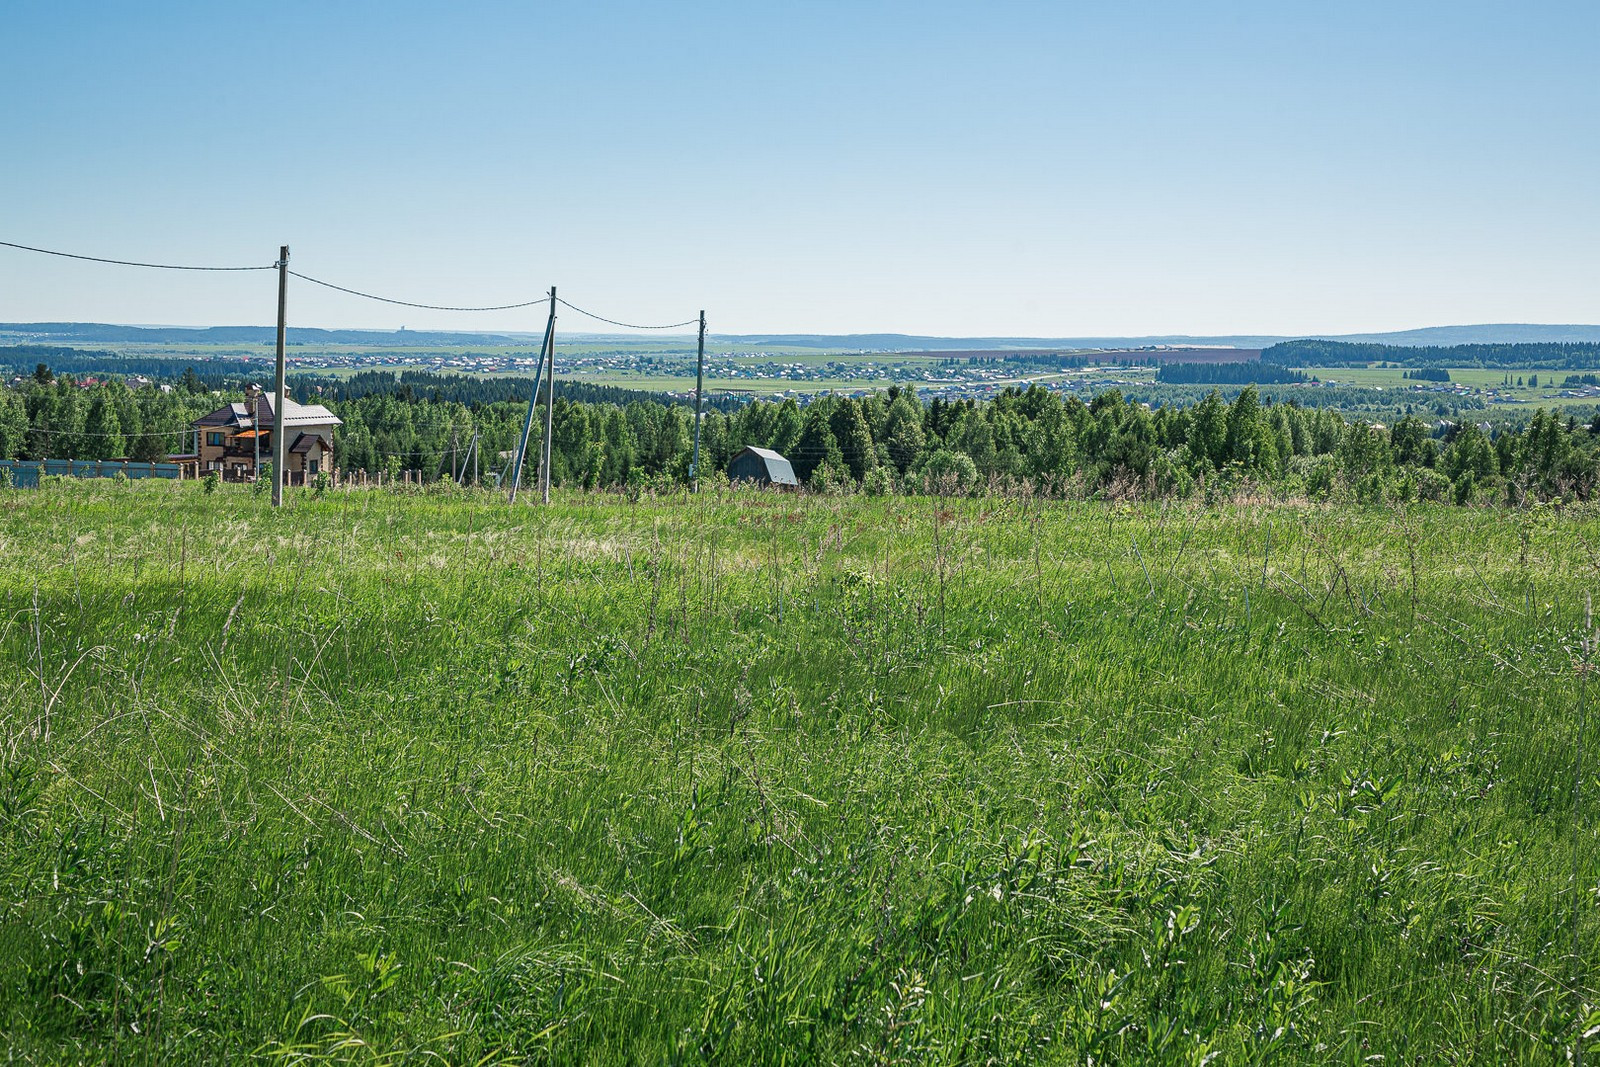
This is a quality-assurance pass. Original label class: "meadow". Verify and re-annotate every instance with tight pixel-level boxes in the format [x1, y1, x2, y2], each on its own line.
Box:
[1299, 365, 1596, 410]
[0, 482, 1596, 1064]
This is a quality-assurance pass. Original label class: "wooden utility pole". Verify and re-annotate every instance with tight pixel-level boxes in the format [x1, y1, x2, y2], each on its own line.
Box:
[271, 246, 289, 507]
[691, 310, 706, 492]
[540, 287, 556, 504]
[509, 289, 556, 504]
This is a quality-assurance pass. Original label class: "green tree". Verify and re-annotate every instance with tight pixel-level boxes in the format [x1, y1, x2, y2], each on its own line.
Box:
[792, 402, 841, 481]
[1188, 390, 1228, 471]
[828, 398, 877, 482]
[0, 390, 28, 459]
[881, 391, 926, 474]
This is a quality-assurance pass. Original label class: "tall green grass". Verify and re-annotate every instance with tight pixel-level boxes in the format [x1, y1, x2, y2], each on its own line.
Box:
[1, 481, 1596, 1064]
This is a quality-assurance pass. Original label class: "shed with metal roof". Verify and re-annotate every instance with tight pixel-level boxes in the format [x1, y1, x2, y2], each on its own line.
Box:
[727, 446, 799, 488]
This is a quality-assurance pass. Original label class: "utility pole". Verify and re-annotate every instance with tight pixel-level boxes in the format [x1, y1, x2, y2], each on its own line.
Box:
[540, 287, 557, 505]
[460, 429, 478, 486]
[271, 246, 289, 507]
[251, 384, 260, 479]
[691, 310, 706, 492]
[509, 289, 556, 504]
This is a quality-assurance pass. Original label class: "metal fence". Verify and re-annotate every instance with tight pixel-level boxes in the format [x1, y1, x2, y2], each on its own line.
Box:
[0, 459, 185, 488]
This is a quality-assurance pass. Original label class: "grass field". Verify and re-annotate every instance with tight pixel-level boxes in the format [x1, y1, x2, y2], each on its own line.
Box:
[1, 483, 1597, 1063]
[1300, 365, 1598, 410]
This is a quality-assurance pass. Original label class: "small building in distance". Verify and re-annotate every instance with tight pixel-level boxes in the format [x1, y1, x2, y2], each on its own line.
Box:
[186, 391, 342, 483]
[727, 446, 799, 489]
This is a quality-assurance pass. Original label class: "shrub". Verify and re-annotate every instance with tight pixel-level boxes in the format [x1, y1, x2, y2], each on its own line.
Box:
[1355, 472, 1387, 505]
[203, 471, 220, 495]
[913, 449, 978, 496]
[1414, 468, 1451, 503]
[861, 466, 897, 497]
[808, 460, 854, 494]
[1293, 456, 1337, 500]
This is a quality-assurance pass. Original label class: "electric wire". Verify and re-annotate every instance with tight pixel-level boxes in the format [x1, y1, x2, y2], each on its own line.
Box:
[555, 298, 699, 331]
[28, 425, 196, 439]
[287, 271, 551, 312]
[0, 240, 273, 272]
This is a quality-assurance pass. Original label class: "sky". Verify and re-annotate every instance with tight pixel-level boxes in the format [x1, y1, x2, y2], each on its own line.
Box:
[2, 0, 1596, 338]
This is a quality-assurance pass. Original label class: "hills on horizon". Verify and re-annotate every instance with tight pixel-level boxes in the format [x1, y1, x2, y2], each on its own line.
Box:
[3, 321, 1600, 351]
[0, 322, 532, 347]
[719, 323, 1600, 350]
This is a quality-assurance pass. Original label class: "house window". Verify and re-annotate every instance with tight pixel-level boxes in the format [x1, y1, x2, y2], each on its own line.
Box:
[308, 459, 320, 475]
[207, 431, 224, 447]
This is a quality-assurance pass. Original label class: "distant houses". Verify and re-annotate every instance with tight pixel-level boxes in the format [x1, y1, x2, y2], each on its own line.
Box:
[178, 391, 342, 483]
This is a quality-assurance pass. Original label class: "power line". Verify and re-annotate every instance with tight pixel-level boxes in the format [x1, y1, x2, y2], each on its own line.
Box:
[28, 425, 193, 439]
[288, 271, 551, 312]
[0, 239, 273, 272]
[555, 298, 698, 331]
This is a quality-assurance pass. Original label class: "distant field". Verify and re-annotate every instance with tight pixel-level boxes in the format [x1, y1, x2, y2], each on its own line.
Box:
[1, 484, 1595, 1062]
[1301, 365, 1597, 409]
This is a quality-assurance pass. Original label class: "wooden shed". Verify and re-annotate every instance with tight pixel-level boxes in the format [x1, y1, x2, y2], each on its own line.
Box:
[727, 446, 799, 488]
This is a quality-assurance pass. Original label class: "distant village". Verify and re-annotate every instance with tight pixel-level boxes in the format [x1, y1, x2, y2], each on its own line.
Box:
[14, 347, 1600, 409]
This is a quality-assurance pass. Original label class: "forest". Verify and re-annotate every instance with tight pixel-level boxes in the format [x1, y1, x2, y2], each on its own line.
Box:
[1155, 362, 1307, 385]
[1264, 338, 1600, 369]
[4, 363, 1600, 505]
[306, 368, 743, 412]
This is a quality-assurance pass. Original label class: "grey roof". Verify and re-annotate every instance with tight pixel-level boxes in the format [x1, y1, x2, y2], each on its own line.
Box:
[193, 393, 342, 431]
[259, 393, 341, 427]
[194, 402, 248, 428]
[731, 445, 799, 486]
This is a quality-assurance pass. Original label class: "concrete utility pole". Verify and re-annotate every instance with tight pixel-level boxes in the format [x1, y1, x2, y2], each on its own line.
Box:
[540, 287, 556, 505]
[691, 310, 706, 492]
[459, 429, 479, 486]
[251, 384, 260, 478]
[271, 246, 289, 507]
[509, 289, 556, 505]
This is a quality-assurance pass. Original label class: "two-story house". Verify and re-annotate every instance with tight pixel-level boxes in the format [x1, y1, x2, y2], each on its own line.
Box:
[188, 391, 342, 483]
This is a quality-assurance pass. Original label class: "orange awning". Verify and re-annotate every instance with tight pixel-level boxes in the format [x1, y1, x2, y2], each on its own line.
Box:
[234, 429, 260, 439]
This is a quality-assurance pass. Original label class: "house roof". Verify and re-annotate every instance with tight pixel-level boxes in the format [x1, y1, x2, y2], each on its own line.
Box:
[193, 393, 342, 431]
[289, 432, 331, 454]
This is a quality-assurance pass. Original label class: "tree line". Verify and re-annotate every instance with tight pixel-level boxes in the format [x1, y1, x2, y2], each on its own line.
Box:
[6, 367, 1600, 505]
[1264, 339, 1600, 369]
[301, 369, 745, 413]
[1156, 362, 1307, 385]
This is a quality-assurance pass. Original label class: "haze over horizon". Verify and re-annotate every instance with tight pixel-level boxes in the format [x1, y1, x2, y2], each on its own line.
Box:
[4, 2, 1595, 338]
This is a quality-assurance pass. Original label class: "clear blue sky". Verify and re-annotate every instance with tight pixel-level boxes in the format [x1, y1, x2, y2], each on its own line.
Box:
[3, 1, 1595, 337]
